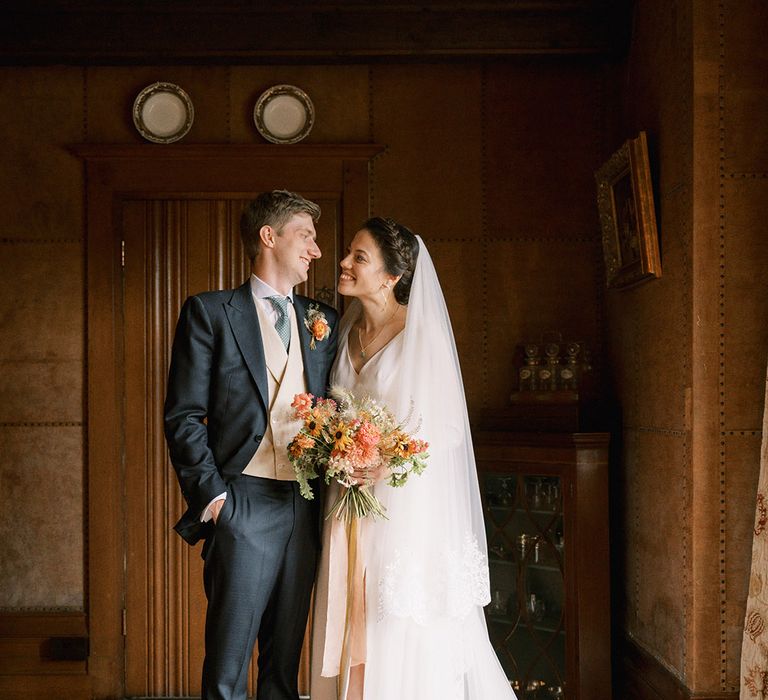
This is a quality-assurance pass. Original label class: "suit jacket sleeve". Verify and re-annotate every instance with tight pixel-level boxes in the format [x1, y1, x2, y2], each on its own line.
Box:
[164, 295, 228, 519]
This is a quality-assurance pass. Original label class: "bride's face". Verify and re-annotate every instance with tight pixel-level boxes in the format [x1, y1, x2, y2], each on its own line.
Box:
[338, 229, 394, 299]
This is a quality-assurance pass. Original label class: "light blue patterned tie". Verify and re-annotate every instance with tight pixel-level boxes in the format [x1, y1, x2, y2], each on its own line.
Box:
[266, 295, 291, 351]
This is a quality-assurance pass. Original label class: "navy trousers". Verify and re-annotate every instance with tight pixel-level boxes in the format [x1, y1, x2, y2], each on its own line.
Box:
[201, 475, 319, 700]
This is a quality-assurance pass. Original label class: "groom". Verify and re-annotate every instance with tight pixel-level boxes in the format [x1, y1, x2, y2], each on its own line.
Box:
[164, 190, 338, 700]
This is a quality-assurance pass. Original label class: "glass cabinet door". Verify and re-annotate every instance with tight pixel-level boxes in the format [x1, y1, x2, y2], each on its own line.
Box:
[482, 472, 566, 699]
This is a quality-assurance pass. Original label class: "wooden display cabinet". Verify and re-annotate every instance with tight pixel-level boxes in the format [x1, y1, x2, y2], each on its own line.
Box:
[474, 431, 611, 700]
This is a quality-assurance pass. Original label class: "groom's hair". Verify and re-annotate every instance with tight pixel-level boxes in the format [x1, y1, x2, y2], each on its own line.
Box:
[363, 217, 420, 305]
[240, 190, 321, 262]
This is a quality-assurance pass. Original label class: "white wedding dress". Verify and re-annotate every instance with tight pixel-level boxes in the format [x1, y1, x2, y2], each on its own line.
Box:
[309, 239, 517, 700]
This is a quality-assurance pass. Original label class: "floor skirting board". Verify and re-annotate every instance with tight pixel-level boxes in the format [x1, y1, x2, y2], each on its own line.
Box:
[617, 635, 739, 700]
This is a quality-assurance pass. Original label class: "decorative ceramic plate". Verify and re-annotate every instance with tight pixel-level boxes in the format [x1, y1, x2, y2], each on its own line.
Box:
[253, 85, 314, 144]
[132, 82, 194, 144]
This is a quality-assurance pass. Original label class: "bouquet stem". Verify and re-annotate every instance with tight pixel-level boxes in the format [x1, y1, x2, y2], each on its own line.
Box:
[327, 485, 388, 522]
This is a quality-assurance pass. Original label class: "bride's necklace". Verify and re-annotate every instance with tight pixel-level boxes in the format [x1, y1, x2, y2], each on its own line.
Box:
[358, 304, 399, 359]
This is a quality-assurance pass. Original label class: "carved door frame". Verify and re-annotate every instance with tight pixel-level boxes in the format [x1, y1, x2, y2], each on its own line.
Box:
[76, 144, 382, 698]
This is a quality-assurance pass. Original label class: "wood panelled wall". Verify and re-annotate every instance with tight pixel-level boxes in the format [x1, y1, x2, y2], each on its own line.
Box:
[605, 0, 696, 692]
[609, 0, 768, 698]
[0, 13, 762, 692]
[0, 1, 629, 63]
[0, 59, 608, 696]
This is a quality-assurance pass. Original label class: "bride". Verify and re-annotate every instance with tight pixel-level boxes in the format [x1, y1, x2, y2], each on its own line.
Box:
[310, 218, 516, 700]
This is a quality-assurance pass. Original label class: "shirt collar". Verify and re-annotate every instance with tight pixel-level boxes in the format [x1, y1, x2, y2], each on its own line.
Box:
[249, 274, 294, 303]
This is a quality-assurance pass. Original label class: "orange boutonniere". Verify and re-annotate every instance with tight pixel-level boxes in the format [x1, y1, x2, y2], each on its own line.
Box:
[304, 303, 331, 349]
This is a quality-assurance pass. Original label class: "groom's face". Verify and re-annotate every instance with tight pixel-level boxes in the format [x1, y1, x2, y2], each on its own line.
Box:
[271, 212, 321, 287]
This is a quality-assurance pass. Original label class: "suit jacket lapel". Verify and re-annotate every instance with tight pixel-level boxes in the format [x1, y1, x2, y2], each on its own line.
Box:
[292, 296, 320, 395]
[225, 282, 269, 410]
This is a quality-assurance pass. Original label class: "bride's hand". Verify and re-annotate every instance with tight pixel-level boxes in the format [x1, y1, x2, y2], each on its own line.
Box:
[351, 464, 388, 485]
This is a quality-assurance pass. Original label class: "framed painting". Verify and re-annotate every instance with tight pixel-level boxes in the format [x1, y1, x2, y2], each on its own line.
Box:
[595, 131, 661, 288]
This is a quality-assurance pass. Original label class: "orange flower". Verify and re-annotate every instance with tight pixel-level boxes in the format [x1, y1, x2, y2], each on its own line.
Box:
[305, 411, 324, 437]
[330, 420, 354, 454]
[311, 317, 330, 342]
[291, 392, 314, 419]
[296, 434, 314, 450]
[289, 440, 304, 458]
[289, 433, 317, 459]
[390, 431, 413, 458]
[304, 303, 331, 349]
[356, 421, 381, 449]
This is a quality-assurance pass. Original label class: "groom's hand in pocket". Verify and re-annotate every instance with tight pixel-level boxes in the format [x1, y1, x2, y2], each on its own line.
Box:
[210, 498, 226, 524]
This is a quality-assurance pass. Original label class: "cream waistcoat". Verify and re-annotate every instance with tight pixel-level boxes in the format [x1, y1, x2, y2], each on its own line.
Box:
[242, 300, 307, 480]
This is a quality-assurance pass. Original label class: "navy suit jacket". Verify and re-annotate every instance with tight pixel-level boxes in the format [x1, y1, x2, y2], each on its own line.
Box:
[164, 281, 338, 545]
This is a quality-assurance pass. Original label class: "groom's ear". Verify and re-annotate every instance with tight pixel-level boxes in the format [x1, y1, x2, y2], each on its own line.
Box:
[259, 225, 275, 248]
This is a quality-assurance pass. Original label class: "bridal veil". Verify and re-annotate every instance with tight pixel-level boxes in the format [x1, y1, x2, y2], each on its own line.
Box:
[325, 236, 515, 699]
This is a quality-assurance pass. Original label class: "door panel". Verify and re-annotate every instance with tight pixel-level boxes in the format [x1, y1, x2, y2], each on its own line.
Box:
[122, 195, 340, 697]
[81, 144, 381, 699]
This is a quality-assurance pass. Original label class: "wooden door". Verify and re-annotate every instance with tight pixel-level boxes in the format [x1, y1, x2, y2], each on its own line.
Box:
[79, 145, 381, 699]
[122, 195, 340, 697]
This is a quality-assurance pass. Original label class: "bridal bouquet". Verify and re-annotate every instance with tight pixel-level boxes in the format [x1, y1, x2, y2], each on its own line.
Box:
[287, 387, 429, 521]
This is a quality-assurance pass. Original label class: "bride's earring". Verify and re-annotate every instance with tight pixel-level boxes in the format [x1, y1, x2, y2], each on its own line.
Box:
[380, 282, 392, 310]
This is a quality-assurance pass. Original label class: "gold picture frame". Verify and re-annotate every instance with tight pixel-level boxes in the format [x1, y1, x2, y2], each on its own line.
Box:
[595, 131, 661, 288]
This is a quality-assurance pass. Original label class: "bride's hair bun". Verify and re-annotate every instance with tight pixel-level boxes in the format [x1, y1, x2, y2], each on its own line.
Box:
[362, 217, 420, 305]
